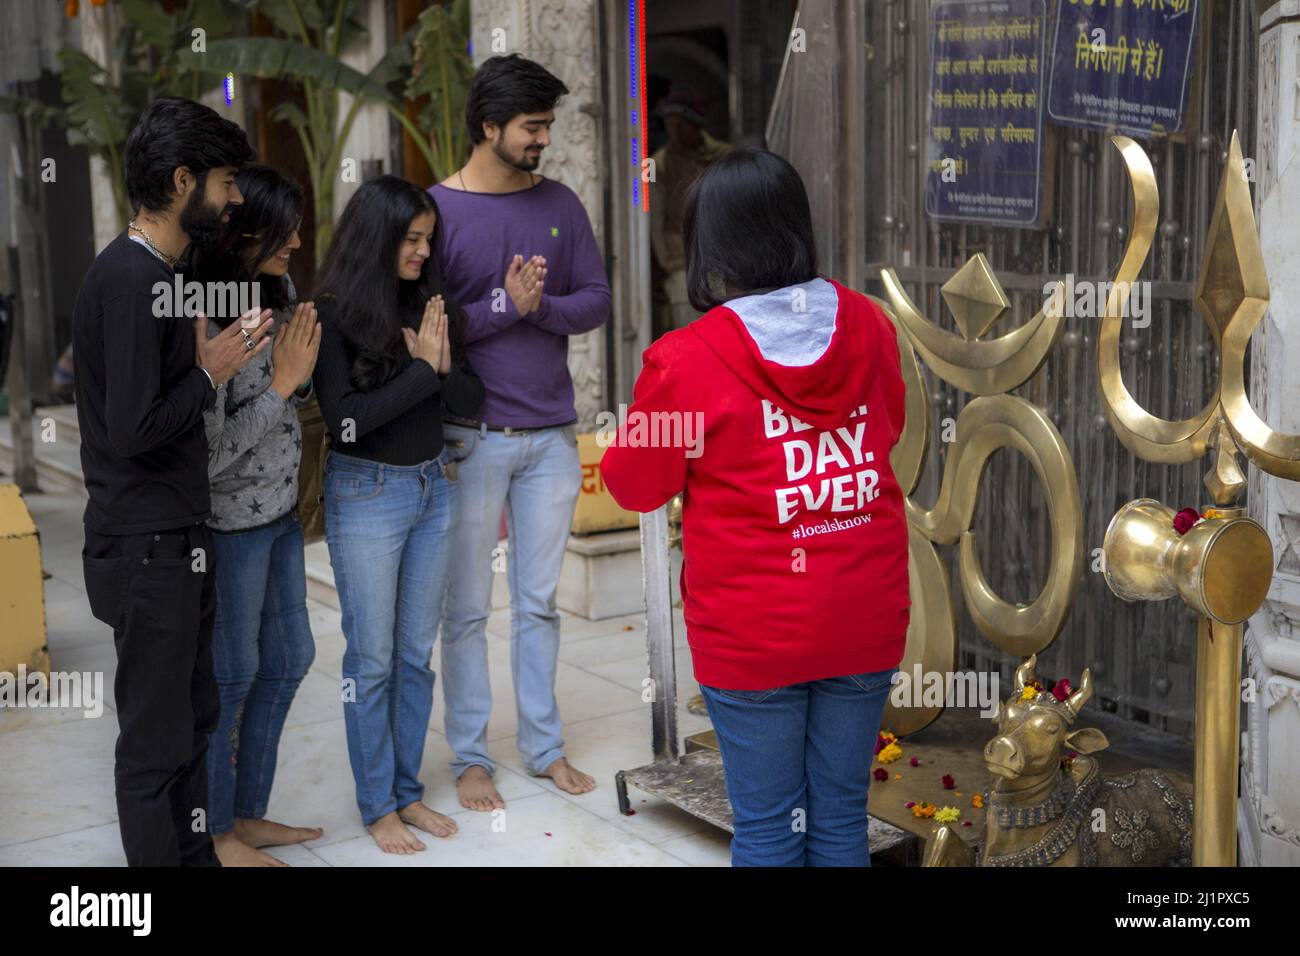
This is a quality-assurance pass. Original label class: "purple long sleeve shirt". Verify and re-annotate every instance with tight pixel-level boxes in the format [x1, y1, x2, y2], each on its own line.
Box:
[430, 178, 611, 428]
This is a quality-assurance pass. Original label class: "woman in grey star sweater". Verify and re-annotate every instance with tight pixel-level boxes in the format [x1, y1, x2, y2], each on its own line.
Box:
[193, 165, 324, 866]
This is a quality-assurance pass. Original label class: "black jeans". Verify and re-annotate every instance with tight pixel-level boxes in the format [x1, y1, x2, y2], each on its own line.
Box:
[82, 523, 221, 867]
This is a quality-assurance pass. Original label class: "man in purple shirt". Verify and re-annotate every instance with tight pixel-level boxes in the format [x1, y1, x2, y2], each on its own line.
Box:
[432, 54, 610, 812]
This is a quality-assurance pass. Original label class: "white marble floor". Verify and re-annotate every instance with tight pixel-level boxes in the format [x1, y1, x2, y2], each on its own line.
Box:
[0, 489, 732, 867]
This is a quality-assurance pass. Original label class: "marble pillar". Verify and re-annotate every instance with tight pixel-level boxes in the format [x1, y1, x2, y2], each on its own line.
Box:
[1241, 0, 1300, 868]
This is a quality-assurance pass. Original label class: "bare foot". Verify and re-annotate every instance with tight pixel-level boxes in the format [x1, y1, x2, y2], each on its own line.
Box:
[535, 757, 597, 795]
[457, 765, 506, 811]
[213, 831, 289, 867]
[398, 801, 458, 838]
[233, 817, 323, 848]
[367, 811, 426, 855]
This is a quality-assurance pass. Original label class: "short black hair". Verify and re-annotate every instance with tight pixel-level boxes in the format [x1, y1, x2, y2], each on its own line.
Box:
[465, 54, 569, 145]
[683, 148, 820, 312]
[124, 96, 256, 214]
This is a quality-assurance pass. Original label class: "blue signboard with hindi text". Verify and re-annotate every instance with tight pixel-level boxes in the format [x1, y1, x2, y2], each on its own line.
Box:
[925, 0, 1047, 228]
[1046, 0, 1200, 138]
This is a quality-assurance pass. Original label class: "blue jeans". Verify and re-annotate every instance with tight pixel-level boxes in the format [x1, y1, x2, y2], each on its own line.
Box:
[324, 449, 458, 825]
[700, 667, 898, 867]
[439, 423, 582, 777]
[206, 509, 316, 836]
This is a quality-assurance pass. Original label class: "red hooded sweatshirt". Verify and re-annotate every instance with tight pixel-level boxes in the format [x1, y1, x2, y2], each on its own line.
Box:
[600, 277, 910, 690]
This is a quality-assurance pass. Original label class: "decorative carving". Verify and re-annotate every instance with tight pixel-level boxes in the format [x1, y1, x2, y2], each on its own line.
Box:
[1261, 792, 1300, 846]
[1258, 32, 1279, 202]
[1109, 807, 1159, 863]
[1277, 514, 1300, 574]
[1264, 674, 1300, 711]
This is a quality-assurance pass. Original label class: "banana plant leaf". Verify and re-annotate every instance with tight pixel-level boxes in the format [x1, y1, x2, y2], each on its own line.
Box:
[178, 36, 394, 102]
[57, 48, 135, 153]
[404, 0, 473, 180]
[232, 0, 366, 56]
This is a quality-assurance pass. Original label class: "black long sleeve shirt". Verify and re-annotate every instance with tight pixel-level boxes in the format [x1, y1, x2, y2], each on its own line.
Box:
[72, 233, 218, 535]
[313, 298, 485, 466]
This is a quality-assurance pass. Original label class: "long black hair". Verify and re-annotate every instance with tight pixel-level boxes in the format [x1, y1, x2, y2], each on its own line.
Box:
[190, 165, 303, 324]
[682, 147, 820, 312]
[314, 175, 466, 392]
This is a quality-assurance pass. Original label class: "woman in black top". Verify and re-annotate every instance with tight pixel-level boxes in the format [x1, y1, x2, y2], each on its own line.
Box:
[312, 176, 484, 855]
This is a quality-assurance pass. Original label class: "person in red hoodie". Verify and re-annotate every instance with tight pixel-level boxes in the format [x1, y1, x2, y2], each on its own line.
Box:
[600, 148, 910, 866]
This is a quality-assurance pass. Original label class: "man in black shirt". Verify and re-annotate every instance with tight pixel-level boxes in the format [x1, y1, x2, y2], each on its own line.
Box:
[73, 97, 271, 866]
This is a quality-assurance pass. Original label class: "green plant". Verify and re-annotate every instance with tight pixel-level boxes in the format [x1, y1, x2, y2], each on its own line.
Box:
[0, 0, 246, 227]
[184, 0, 424, 262]
[5, 0, 475, 262]
[402, 0, 473, 182]
[54, 48, 136, 225]
[186, 1, 475, 259]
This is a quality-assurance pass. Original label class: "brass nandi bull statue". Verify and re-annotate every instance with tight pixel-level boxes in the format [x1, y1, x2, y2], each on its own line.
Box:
[925, 655, 1193, 866]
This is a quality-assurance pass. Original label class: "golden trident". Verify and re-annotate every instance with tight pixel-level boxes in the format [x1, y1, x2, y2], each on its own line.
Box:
[1097, 130, 1291, 866]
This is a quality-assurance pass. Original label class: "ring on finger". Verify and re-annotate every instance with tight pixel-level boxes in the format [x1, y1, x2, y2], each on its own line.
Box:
[244, 337, 256, 351]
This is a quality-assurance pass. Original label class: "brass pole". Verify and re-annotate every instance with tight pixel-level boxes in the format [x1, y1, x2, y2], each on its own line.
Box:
[1193, 615, 1242, 867]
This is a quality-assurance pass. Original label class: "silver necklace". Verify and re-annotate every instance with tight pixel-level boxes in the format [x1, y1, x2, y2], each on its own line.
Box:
[128, 219, 179, 267]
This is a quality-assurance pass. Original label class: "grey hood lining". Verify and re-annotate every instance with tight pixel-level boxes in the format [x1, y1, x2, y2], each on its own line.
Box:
[724, 277, 839, 368]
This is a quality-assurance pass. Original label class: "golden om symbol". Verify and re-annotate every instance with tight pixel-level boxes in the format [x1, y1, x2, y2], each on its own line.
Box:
[873, 259, 1084, 734]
